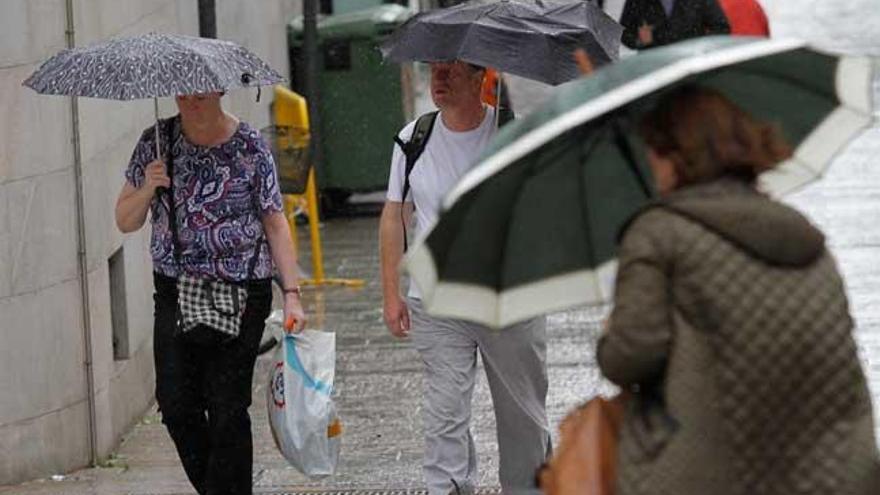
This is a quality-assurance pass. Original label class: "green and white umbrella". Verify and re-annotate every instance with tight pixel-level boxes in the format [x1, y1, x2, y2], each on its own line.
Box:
[405, 36, 876, 328]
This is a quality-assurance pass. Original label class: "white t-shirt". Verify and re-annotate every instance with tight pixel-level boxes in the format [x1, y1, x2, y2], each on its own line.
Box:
[387, 106, 497, 298]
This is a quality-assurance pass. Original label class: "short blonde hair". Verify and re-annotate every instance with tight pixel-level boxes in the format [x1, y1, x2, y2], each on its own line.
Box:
[639, 85, 792, 186]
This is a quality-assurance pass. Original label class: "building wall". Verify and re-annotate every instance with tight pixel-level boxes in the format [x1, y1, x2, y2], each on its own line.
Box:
[216, 0, 300, 129]
[0, 0, 299, 485]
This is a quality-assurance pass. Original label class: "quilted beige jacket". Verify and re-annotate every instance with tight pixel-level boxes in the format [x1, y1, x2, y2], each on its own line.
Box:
[598, 178, 880, 495]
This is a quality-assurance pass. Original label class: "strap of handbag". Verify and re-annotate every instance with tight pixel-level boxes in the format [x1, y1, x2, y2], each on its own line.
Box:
[163, 116, 263, 283]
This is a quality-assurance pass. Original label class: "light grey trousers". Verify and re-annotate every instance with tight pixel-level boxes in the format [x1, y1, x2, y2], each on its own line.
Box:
[409, 298, 551, 495]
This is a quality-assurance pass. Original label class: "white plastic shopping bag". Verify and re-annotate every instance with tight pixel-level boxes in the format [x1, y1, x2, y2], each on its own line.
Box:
[266, 311, 341, 477]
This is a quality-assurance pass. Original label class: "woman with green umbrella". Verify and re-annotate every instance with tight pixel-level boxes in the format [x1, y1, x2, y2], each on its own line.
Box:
[598, 85, 880, 494]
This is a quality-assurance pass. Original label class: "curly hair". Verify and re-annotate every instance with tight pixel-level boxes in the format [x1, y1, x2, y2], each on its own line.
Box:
[639, 85, 792, 186]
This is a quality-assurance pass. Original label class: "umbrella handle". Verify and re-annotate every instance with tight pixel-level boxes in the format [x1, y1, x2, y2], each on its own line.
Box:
[153, 97, 161, 161]
[494, 73, 502, 129]
[153, 97, 168, 200]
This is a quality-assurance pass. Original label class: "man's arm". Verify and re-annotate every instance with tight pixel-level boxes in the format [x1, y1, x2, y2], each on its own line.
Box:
[619, 0, 643, 49]
[703, 0, 731, 35]
[379, 200, 413, 337]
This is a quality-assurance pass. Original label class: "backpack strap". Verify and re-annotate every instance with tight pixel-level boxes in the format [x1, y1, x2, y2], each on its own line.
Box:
[392, 111, 439, 252]
[394, 111, 439, 208]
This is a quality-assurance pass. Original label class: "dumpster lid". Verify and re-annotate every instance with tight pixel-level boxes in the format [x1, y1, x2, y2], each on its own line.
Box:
[288, 4, 413, 42]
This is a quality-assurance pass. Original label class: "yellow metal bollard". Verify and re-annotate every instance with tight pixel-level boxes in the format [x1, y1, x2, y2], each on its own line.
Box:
[272, 85, 364, 288]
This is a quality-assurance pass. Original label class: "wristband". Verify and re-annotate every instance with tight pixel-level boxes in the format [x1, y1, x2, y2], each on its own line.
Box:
[283, 285, 302, 297]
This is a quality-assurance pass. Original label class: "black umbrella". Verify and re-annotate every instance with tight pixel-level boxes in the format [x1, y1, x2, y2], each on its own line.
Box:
[380, 0, 622, 85]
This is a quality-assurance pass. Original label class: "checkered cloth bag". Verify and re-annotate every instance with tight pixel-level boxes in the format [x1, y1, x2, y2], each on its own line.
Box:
[163, 117, 263, 344]
[177, 274, 249, 339]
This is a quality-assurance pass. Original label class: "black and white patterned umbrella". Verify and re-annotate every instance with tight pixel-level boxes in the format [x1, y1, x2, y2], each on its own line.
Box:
[23, 32, 284, 100]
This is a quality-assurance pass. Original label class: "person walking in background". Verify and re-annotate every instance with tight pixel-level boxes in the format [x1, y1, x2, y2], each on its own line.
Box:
[598, 85, 880, 494]
[379, 60, 551, 495]
[620, 0, 730, 49]
[719, 0, 770, 36]
[115, 92, 307, 495]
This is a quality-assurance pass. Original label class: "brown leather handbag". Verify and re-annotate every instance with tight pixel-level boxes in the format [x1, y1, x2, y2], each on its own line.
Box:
[540, 394, 625, 495]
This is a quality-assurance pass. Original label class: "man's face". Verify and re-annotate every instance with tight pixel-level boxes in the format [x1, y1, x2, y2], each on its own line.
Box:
[175, 92, 222, 117]
[429, 61, 483, 109]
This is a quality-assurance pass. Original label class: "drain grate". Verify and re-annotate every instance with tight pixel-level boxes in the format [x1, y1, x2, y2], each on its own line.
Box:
[143, 486, 503, 495]
[254, 489, 502, 495]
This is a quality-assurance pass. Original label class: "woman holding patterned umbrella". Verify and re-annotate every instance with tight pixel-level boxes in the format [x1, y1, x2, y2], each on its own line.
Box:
[115, 89, 306, 494]
[24, 31, 309, 495]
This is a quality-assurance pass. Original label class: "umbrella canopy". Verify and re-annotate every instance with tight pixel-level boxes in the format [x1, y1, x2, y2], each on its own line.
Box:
[405, 36, 876, 328]
[380, 0, 622, 85]
[23, 32, 284, 100]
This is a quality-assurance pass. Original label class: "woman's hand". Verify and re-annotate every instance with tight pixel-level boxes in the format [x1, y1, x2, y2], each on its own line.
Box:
[116, 160, 168, 233]
[283, 292, 307, 333]
[142, 160, 170, 194]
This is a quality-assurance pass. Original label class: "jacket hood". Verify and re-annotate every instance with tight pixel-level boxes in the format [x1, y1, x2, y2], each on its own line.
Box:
[661, 179, 826, 267]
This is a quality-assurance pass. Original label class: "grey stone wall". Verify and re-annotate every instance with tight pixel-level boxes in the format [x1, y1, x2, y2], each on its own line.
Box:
[0, 0, 300, 484]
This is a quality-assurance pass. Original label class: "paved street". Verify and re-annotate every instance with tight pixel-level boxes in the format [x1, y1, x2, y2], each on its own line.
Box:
[3, 1, 880, 494]
[7, 131, 880, 495]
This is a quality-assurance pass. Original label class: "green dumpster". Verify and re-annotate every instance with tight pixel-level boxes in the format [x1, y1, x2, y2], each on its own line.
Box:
[288, 4, 414, 205]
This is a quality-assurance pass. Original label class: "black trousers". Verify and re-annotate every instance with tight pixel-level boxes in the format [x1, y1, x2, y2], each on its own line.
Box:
[153, 272, 272, 495]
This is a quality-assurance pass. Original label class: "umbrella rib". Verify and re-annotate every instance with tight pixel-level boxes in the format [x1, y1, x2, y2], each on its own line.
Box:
[494, 157, 551, 322]
[709, 64, 835, 104]
[495, 120, 605, 321]
[611, 117, 652, 199]
[495, 176, 532, 297]
[574, 122, 609, 296]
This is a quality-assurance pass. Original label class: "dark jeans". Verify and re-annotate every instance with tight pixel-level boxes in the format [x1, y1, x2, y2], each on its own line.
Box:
[153, 272, 272, 495]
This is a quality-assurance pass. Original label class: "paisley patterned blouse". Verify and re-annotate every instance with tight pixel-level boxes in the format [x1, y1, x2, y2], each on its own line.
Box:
[125, 116, 283, 281]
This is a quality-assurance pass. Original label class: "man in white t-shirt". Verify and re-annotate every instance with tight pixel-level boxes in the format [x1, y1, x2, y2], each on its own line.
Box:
[379, 60, 551, 495]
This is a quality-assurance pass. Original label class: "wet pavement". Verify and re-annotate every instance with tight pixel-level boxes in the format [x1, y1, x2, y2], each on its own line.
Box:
[3, 2, 880, 494]
[8, 135, 880, 495]
[0, 205, 612, 495]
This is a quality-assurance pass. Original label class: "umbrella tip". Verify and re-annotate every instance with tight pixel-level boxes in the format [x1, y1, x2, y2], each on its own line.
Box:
[574, 48, 593, 76]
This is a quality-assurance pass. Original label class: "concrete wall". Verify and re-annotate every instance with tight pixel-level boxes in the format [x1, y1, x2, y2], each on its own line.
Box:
[217, 0, 300, 130]
[0, 0, 300, 485]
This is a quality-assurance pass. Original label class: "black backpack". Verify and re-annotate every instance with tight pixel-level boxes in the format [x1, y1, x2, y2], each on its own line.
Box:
[392, 107, 514, 251]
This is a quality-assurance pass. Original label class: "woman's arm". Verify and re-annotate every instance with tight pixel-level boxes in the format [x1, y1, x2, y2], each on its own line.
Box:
[261, 210, 306, 332]
[597, 210, 674, 388]
[115, 159, 169, 233]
